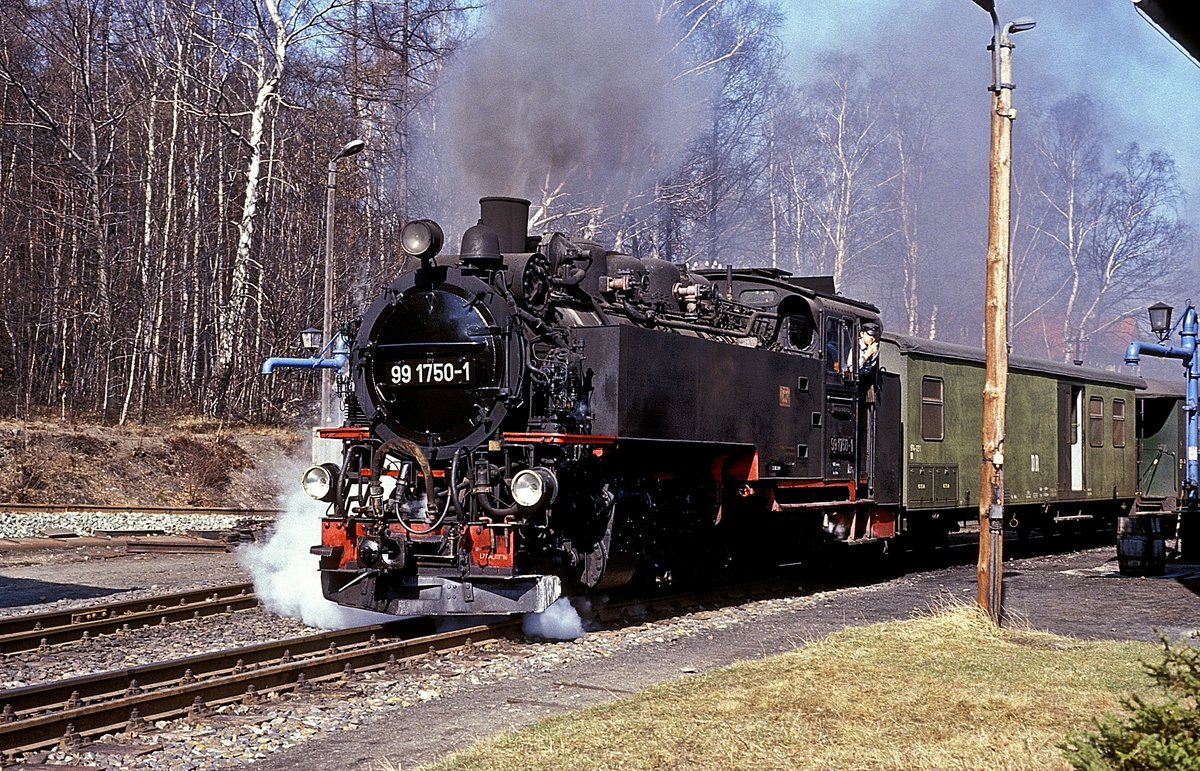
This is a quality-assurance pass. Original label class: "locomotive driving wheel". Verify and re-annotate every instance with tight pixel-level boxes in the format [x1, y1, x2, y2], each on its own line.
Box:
[580, 489, 636, 590]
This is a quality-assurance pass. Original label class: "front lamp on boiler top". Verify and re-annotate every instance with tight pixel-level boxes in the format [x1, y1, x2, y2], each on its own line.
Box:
[401, 219, 444, 264]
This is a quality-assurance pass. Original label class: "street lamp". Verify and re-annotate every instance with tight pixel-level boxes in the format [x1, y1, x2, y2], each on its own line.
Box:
[972, 0, 1034, 627]
[322, 138, 366, 426]
[299, 327, 322, 353]
[1149, 302, 1174, 341]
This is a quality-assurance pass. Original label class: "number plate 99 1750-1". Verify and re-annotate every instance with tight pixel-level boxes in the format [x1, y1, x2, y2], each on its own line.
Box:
[386, 359, 475, 386]
[829, 436, 855, 455]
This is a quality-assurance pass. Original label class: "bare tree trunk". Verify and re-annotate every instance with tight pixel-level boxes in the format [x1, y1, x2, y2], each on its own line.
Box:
[214, 0, 343, 415]
[810, 57, 885, 294]
[121, 83, 160, 426]
[767, 135, 779, 270]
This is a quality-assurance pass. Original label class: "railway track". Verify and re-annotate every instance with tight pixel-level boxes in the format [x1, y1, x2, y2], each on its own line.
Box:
[0, 580, 791, 759]
[0, 615, 513, 758]
[0, 517, 1120, 763]
[0, 583, 258, 655]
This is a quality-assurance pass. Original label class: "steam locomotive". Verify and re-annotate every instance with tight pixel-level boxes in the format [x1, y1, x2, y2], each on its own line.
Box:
[286, 196, 1167, 617]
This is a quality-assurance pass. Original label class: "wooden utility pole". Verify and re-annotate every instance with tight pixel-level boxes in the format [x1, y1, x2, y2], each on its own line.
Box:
[976, 8, 1034, 626]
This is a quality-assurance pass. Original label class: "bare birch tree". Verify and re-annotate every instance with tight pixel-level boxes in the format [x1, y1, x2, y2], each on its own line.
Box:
[803, 54, 892, 293]
[885, 90, 935, 336]
[1015, 95, 1189, 360]
[199, 0, 345, 413]
[659, 0, 783, 266]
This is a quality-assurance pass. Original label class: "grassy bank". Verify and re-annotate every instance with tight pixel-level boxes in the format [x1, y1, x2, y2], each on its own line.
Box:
[425, 606, 1158, 770]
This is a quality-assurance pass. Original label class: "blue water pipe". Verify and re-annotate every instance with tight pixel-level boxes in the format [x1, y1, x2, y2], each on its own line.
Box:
[1125, 301, 1199, 556]
[261, 334, 348, 374]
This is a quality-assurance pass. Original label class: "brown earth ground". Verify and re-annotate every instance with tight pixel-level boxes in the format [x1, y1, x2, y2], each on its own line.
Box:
[0, 417, 306, 507]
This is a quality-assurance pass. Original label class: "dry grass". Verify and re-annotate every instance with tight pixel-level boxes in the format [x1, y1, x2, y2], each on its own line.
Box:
[420, 605, 1157, 771]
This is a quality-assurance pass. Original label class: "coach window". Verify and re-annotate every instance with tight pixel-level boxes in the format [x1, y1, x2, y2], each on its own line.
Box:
[1088, 396, 1104, 448]
[1112, 399, 1126, 448]
[920, 376, 944, 441]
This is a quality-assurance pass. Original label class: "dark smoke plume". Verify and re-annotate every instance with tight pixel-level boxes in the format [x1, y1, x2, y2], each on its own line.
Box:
[428, 0, 709, 240]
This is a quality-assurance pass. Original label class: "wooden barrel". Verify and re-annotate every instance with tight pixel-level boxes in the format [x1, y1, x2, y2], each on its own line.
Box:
[1117, 515, 1166, 577]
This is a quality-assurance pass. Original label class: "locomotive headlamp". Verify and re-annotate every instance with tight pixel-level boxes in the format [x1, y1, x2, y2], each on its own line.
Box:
[510, 467, 558, 510]
[301, 463, 340, 503]
[1149, 302, 1174, 341]
[401, 219, 444, 263]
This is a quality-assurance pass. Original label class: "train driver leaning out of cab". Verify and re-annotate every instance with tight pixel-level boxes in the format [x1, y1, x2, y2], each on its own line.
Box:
[859, 322, 880, 376]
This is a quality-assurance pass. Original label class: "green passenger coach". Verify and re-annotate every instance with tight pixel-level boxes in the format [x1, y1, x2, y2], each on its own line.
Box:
[877, 334, 1142, 542]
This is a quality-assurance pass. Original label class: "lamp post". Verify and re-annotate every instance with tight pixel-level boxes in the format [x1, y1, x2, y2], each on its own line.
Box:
[322, 138, 365, 426]
[971, 0, 1035, 626]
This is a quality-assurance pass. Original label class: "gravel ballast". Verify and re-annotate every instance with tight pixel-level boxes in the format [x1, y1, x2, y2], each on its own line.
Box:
[0, 511, 266, 540]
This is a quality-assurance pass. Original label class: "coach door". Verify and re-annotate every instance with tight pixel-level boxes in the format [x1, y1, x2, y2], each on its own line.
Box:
[1058, 383, 1085, 493]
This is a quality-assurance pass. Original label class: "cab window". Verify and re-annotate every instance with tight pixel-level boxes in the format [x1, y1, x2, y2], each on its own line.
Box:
[787, 314, 815, 350]
[1112, 399, 1126, 448]
[825, 317, 854, 374]
[739, 288, 778, 306]
[841, 323, 855, 373]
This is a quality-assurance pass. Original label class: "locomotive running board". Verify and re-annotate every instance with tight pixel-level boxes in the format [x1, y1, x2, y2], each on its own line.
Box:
[772, 499, 866, 510]
[321, 570, 562, 616]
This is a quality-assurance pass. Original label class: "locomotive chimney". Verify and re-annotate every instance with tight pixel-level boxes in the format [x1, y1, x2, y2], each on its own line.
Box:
[479, 196, 531, 253]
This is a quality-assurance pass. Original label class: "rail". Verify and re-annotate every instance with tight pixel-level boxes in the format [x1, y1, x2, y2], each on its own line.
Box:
[0, 579, 796, 758]
[0, 583, 258, 654]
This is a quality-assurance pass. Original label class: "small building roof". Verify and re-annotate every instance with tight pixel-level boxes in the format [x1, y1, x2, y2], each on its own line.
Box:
[1134, 0, 1199, 61]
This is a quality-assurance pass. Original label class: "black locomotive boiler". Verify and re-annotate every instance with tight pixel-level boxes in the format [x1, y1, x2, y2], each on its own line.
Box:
[290, 196, 1151, 617]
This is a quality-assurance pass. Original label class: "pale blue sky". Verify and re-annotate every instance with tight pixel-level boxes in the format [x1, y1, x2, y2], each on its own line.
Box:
[782, 0, 1200, 214]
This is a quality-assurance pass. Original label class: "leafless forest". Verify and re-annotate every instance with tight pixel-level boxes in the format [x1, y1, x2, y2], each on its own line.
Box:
[0, 0, 1191, 424]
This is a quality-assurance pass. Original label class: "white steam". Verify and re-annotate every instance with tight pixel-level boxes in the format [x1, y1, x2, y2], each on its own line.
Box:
[522, 597, 585, 641]
[238, 480, 396, 630]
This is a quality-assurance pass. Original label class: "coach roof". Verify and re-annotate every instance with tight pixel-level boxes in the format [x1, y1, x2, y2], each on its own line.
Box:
[883, 333, 1146, 389]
